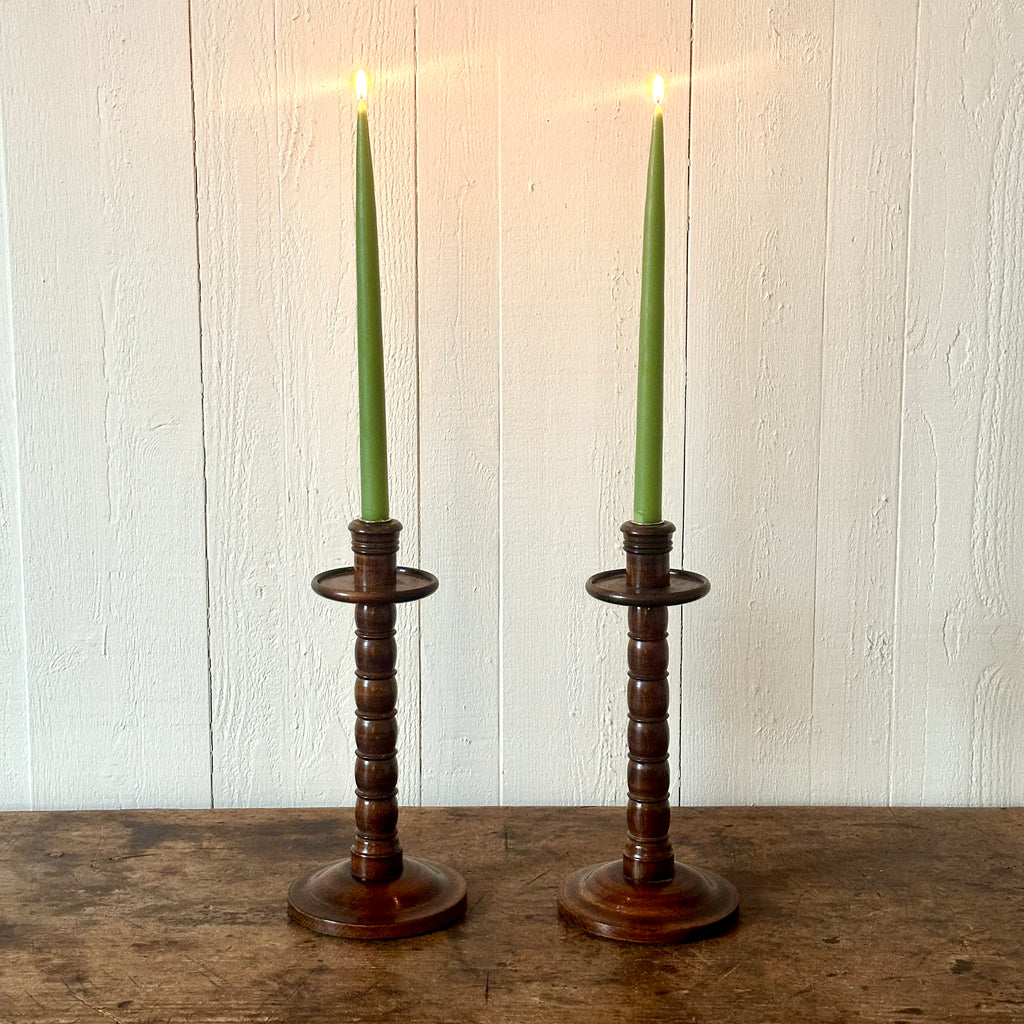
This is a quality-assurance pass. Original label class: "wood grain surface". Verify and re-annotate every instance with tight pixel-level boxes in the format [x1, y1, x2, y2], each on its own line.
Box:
[416, 0, 502, 806]
[809, 0, 918, 804]
[0, 1, 210, 809]
[685, 0, 834, 805]
[1, 807, 1022, 1023]
[891, 0, 1024, 806]
[2, 1, 1023, 810]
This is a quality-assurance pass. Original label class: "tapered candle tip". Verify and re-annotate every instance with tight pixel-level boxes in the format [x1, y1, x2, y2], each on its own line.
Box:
[652, 75, 664, 106]
[356, 69, 368, 103]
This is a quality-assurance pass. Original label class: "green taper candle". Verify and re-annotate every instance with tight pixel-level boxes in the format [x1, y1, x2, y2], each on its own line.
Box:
[355, 69, 389, 522]
[633, 74, 665, 525]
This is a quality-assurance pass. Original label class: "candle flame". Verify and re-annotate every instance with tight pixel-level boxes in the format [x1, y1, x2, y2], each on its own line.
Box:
[652, 74, 664, 106]
[355, 68, 368, 103]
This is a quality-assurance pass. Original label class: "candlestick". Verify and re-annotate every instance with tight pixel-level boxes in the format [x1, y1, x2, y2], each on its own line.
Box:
[355, 69, 389, 522]
[287, 519, 466, 938]
[559, 521, 739, 943]
[633, 74, 665, 526]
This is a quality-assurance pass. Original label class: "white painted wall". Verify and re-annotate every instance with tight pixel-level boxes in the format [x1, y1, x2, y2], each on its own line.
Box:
[2, 1, 1022, 810]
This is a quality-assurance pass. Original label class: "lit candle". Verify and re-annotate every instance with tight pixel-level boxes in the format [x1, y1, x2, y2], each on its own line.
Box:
[633, 74, 665, 525]
[355, 68, 389, 522]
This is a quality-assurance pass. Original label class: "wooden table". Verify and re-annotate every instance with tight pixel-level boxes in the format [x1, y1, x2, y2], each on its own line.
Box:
[1, 807, 1021, 1022]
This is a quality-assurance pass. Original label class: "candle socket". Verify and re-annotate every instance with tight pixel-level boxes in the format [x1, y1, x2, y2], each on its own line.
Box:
[558, 520, 739, 943]
[287, 518, 467, 938]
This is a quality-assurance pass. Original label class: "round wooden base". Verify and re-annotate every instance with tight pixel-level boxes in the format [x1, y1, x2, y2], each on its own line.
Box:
[558, 859, 739, 944]
[288, 857, 467, 939]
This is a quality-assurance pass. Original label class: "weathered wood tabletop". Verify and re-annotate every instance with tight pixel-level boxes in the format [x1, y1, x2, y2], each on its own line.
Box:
[1, 807, 1021, 1023]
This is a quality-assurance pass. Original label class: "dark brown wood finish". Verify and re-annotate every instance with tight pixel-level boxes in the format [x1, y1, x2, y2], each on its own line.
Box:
[559, 520, 739, 942]
[2, 806, 1022, 1023]
[287, 518, 465, 938]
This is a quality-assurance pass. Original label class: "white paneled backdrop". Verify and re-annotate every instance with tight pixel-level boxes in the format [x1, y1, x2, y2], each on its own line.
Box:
[2, 1, 1023, 810]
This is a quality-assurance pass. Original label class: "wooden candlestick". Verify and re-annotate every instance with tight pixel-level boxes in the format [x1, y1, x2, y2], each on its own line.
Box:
[558, 520, 739, 943]
[287, 518, 467, 938]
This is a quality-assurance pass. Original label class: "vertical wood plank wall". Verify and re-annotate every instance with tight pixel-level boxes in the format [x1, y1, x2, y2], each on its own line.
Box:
[1, 1, 1022, 810]
[1, 3, 211, 809]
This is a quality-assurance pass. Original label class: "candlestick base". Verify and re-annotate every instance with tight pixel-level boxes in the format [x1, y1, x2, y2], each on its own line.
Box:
[288, 856, 467, 940]
[558, 859, 738, 944]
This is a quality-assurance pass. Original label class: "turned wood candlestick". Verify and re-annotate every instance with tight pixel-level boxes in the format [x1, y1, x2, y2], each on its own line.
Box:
[287, 518, 466, 938]
[558, 520, 739, 943]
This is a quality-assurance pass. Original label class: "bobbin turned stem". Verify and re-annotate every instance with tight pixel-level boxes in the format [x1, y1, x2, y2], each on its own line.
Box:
[622, 521, 675, 884]
[349, 520, 403, 882]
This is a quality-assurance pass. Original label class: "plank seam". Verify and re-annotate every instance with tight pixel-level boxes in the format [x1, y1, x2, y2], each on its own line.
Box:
[0, 62, 34, 808]
[890, 0, 924, 807]
[497, 50, 505, 806]
[271, 0, 297, 809]
[678, 0, 696, 807]
[808, 0, 840, 802]
[186, 0, 216, 812]
[413, 0, 424, 807]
